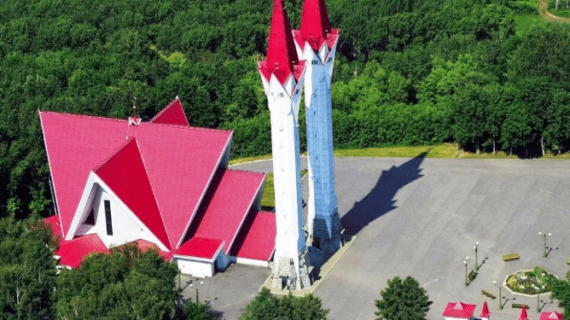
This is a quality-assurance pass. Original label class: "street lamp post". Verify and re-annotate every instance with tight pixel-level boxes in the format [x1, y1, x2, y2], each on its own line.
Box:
[190, 281, 204, 303]
[464, 260, 468, 286]
[494, 281, 503, 309]
[539, 232, 552, 258]
[474, 242, 479, 271]
[464, 257, 469, 285]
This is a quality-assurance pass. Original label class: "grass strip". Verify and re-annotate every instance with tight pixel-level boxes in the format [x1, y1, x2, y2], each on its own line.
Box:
[261, 169, 308, 210]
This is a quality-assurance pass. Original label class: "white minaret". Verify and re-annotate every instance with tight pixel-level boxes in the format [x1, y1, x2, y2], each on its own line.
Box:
[293, 0, 342, 255]
[258, 0, 311, 290]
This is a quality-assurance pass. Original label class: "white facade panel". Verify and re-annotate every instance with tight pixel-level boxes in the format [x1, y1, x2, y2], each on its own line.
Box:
[67, 172, 169, 251]
[174, 257, 214, 277]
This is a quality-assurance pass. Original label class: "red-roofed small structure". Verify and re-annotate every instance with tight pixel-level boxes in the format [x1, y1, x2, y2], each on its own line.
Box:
[442, 301, 477, 319]
[540, 311, 564, 320]
[519, 305, 529, 320]
[480, 301, 491, 319]
[55, 234, 110, 269]
[40, 97, 275, 277]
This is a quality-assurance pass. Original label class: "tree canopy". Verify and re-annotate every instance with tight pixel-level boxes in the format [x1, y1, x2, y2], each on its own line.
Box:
[239, 287, 329, 320]
[0, 0, 569, 223]
[375, 276, 432, 320]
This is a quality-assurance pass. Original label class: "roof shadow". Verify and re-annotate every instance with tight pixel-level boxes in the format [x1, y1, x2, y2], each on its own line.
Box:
[340, 151, 427, 235]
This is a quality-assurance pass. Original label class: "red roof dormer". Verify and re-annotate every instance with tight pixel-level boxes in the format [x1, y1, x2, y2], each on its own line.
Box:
[259, 0, 305, 85]
[480, 301, 491, 318]
[442, 301, 477, 319]
[519, 304, 529, 320]
[539, 311, 564, 320]
[294, 0, 339, 52]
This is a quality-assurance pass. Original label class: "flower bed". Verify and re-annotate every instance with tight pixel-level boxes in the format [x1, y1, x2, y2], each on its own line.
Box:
[505, 267, 557, 295]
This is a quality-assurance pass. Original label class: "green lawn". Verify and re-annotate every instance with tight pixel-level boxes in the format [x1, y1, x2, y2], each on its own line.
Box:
[261, 169, 308, 210]
[334, 144, 457, 158]
[253, 143, 570, 210]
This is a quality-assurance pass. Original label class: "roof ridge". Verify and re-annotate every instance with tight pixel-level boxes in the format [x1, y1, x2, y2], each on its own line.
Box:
[40, 109, 232, 134]
[144, 120, 233, 134]
[135, 139, 172, 249]
[226, 168, 266, 177]
[39, 110, 128, 123]
[93, 137, 137, 172]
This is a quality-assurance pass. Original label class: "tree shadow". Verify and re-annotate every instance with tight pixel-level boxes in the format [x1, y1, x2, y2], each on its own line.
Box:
[340, 151, 427, 236]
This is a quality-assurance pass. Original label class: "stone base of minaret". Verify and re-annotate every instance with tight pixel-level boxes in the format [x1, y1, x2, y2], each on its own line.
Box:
[312, 213, 343, 256]
[271, 253, 312, 290]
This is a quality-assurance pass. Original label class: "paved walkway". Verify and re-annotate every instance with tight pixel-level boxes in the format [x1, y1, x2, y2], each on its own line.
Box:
[200, 157, 570, 319]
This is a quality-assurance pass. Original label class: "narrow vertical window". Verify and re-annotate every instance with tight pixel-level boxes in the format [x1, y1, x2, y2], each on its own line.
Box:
[104, 200, 113, 236]
[85, 208, 95, 225]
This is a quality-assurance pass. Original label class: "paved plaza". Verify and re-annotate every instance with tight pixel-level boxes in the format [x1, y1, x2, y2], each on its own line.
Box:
[187, 156, 570, 319]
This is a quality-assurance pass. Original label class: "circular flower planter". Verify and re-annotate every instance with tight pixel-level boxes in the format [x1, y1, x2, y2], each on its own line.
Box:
[503, 267, 558, 297]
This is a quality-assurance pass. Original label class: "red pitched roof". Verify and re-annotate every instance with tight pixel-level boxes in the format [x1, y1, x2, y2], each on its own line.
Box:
[186, 169, 265, 254]
[44, 214, 63, 238]
[150, 98, 189, 126]
[259, 0, 305, 85]
[519, 304, 529, 320]
[175, 237, 223, 260]
[40, 100, 232, 248]
[55, 234, 110, 268]
[230, 211, 276, 261]
[540, 311, 564, 320]
[95, 138, 170, 248]
[480, 301, 491, 318]
[120, 239, 174, 261]
[442, 302, 477, 318]
[294, 0, 339, 51]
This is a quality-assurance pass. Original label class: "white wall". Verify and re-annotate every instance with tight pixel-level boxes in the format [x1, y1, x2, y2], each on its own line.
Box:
[67, 172, 169, 251]
[174, 257, 214, 277]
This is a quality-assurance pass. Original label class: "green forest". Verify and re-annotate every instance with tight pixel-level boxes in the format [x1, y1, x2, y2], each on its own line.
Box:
[1, 0, 570, 223]
[1, 0, 570, 318]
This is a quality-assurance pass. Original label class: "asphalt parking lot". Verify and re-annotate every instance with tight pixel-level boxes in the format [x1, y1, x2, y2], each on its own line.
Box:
[191, 156, 570, 319]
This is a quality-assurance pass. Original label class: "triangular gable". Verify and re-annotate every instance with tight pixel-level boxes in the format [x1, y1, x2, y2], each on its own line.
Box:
[95, 138, 170, 249]
[134, 125, 232, 249]
[150, 98, 189, 126]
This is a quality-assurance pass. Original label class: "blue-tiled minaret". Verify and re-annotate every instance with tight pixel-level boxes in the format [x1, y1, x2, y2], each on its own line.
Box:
[293, 0, 342, 254]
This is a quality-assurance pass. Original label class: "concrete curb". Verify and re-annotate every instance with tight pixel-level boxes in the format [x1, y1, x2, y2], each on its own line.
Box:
[260, 235, 357, 297]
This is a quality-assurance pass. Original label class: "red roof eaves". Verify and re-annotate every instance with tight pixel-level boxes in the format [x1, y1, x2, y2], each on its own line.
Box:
[225, 169, 266, 254]
[175, 131, 234, 249]
[174, 237, 224, 261]
[39, 111, 66, 238]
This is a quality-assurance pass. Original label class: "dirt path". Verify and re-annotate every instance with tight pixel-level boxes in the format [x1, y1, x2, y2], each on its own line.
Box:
[539, 0, 570, 23]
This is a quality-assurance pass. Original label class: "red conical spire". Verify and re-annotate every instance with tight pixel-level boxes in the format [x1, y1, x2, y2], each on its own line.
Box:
[519, 304, 528, 320]
[296, 0, 338, 51]
[480, 301, 491, 318]
[260, 0, 302, 85]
